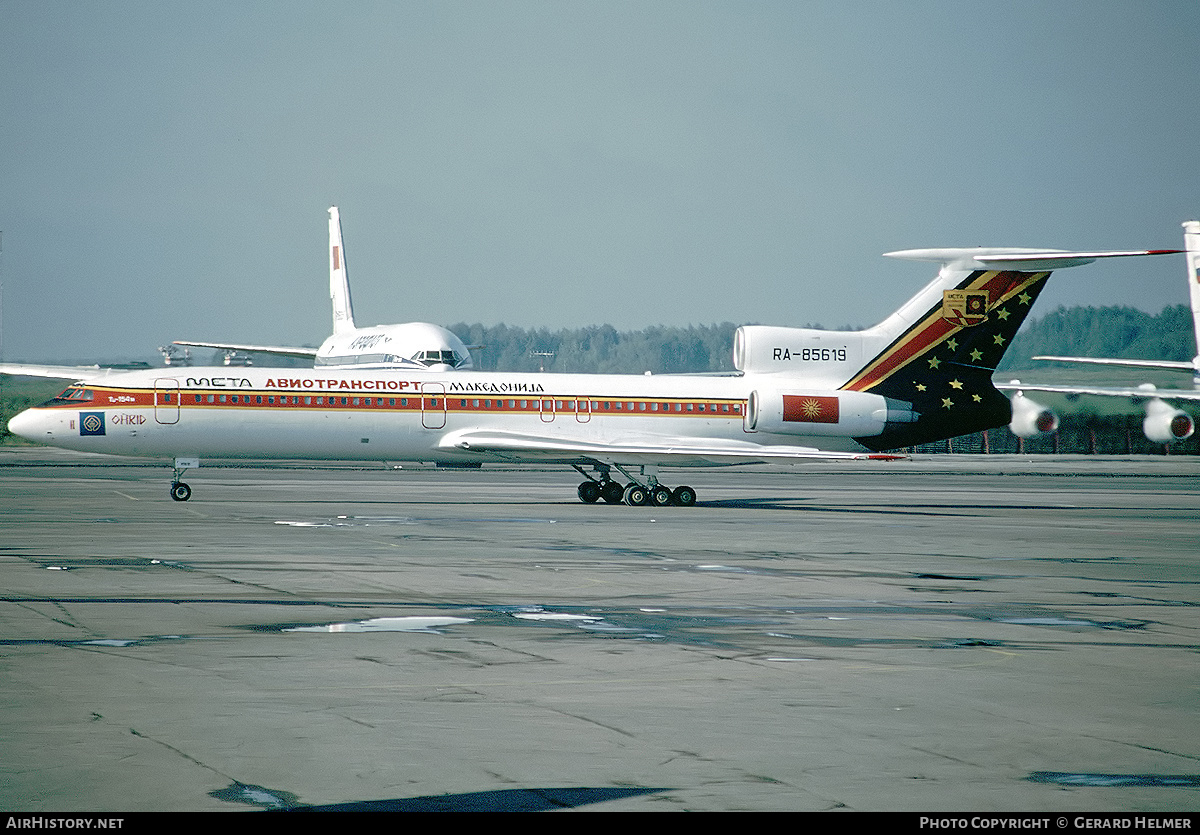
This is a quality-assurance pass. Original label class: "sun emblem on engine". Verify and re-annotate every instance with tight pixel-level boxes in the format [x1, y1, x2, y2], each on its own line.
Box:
[801, 398, 824, 418]
[782, 395, 840, 424]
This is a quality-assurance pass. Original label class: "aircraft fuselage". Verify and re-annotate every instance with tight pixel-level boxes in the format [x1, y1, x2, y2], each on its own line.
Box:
[9, 367, 871, 464]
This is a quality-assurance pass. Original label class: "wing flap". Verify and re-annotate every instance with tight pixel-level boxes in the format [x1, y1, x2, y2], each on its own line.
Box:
[439, 429, 904, 465]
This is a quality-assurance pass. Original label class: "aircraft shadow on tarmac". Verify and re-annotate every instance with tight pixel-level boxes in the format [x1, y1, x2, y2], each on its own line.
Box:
[298, 786, 670, 812]
[211, 782, 669, 811]
[700, 497, 1007, 515]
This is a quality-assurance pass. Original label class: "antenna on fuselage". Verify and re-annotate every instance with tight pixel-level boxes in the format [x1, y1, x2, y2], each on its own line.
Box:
[329, 206, 356, 335]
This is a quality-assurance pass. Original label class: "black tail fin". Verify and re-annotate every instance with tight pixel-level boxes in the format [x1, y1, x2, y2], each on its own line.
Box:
[846, 268, 1051, 450]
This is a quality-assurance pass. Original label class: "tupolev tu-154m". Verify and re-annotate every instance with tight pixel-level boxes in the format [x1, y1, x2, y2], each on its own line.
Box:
[6, 240, 1178, 505]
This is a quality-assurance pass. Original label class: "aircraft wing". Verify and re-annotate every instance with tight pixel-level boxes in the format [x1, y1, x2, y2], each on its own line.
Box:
[995, 381, 1200, 403]
[439, 429, 905, 466]
[0, 363, 128, 381]
[1032, 355, 1196, 372]
[172, 340, 319, 360]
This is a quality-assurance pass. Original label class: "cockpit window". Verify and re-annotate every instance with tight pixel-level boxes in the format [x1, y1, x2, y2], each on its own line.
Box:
[413, 350, 463, 367]
[43, 387, 95, 406]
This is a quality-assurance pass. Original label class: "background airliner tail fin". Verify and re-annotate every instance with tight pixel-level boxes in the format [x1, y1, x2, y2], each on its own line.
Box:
[1182, 220, 1200, 384]
[329, 206, 356, 334]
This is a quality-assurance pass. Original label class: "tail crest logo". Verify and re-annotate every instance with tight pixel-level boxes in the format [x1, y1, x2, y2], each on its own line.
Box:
[942, 290, 989, 327]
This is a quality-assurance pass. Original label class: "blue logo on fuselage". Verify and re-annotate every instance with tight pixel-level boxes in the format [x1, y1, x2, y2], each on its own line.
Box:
[80, 412, 105, 436]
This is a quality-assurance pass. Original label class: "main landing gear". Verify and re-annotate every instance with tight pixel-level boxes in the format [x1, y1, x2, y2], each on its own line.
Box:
[573, 465, 696, 507]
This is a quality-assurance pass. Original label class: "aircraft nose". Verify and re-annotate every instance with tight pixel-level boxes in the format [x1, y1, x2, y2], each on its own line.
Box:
[7, 408, 43, 441]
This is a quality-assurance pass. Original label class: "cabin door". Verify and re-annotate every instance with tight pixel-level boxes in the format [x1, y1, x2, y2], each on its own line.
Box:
[421, 382, 446, 429]
[154, 378, 180, 425]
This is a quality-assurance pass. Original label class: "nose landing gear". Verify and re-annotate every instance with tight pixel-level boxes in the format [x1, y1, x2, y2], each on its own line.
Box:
[169, 457, 200, 502]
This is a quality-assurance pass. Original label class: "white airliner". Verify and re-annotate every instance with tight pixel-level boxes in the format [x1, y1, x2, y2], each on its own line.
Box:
[174, 206, 474, 371]
[0, 207, 473, 380]
[6, 242, 1177, 505]
[1000, 221, 1200, 444]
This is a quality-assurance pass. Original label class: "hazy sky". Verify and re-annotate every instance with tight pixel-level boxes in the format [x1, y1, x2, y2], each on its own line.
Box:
[2, 1, 1198, 361]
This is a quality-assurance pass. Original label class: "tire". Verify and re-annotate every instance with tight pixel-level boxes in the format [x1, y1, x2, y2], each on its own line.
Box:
[577, 481, 602, 503]
[601, 481, 626, 504]
[623, 484, 649, 506]
[671, 485, 696, 507]
[170, 482, 192, 502]
[649, 485, 673, 506]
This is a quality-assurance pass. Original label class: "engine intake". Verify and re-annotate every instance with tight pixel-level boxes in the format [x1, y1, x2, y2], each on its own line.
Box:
[1143, 398, 1195, 443]
[1008, 389, 1059, 439]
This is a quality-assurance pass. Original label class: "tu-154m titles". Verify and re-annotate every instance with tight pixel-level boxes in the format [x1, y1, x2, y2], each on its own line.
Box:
[7, 232, 1178, 504]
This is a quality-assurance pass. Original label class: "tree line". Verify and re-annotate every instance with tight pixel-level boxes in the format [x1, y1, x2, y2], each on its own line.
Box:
[998, 304, 1195, 370]
[449, 304, 1196, 375]
[449, 322, 743, 374]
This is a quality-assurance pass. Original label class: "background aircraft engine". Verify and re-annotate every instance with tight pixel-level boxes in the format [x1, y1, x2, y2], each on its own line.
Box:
[1143, 398, 1195, 443]
[1008, 389, 1059, 438]
[746, 389, 915, 437]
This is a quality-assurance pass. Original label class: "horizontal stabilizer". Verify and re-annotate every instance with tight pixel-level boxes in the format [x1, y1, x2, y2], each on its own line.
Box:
[885, 247, 1180, 271]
